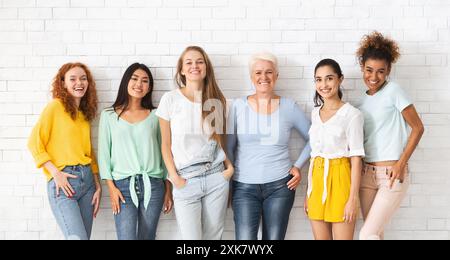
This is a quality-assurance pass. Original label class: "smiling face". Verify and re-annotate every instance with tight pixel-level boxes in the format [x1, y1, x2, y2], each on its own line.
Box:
[64, 67, 89, 101]
[127, 69, 150, 99]
[315, 65, 343, 101]
[251, 59, 278, 95]
[181, 50, 207, 83]
[362, 58, 390, 95]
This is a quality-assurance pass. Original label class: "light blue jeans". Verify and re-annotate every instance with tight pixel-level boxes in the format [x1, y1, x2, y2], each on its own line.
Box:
[173, 162, 229, 240]
[47, 165, 95, 240]
[113, 175, 165, 240]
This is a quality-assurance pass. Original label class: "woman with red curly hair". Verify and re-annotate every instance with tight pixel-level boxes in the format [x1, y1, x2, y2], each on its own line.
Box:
[28, 63, 102, 240]
[356, 32, 424, 240]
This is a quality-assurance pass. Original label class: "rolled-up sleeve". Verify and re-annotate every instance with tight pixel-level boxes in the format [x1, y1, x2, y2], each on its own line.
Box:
[346, 112, 365, 157]
[27, 104, 53, 169]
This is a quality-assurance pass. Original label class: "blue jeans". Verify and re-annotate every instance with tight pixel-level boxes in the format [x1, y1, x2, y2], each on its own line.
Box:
[47, 165, 95, 240]
[114, 176, 165, 240]
[232, 175, 295, 240]
[173, 163, 229, 240]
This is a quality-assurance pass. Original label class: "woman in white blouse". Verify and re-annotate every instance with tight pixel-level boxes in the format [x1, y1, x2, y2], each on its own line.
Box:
[305, 59, 364, 240]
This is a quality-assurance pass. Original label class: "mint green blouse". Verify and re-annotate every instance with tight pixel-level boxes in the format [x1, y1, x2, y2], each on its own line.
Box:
[98, 109, 167, 209]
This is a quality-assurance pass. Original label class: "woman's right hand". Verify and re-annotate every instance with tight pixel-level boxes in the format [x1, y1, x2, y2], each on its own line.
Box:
[303, 196, 309, 216]
[52, 171, 78, 198]
[108, 185, 125, 215]
[170, 176, 187, 190]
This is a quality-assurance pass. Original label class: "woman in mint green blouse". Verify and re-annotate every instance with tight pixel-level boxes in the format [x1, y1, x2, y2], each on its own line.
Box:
[98, 63, 173, 240]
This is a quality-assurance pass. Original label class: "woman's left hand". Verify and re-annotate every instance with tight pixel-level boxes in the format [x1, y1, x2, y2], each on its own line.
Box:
[389, 161, 406, 189]
[163, 181, 173, 214]
[163, 192, 173, 214]
[222, 162, 234, 181]
[343, 198, 357, 224]
[287, 166, 302, 190]
[91, 185, 102, 218]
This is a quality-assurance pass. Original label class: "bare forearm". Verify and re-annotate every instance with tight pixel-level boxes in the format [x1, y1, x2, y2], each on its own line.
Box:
[159, 118, 179, 180]
[398, 127, 424, 167]
[164, 180, 172, 195]
[161, 144, 179, 180]
[399, 105, 425, 167]
[93, 174, 101, 189]
[106, 179, 117, 190]
[349, 157, 362, 200]
[164, 180, 172, 189]
[43, 161, 59, 177]
[224, 158, 233, 170]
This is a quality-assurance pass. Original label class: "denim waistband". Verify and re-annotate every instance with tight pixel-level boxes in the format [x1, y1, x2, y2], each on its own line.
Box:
[178, 162, 225, 179]
[63, 164, 92, 174]
[363, 163, 409, 174]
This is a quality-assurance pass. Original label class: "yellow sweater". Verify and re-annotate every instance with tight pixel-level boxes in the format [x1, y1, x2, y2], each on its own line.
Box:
[28, 99, 99, 181]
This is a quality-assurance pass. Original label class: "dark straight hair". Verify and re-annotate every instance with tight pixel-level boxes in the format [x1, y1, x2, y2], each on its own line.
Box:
[111, 63, 155, 118]
[313, 59, 344, 107]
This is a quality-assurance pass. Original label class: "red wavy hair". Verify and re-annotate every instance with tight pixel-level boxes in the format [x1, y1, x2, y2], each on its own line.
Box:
[51, 63, 98, 122]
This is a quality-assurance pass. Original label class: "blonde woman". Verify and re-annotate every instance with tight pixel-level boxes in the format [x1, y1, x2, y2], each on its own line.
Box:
[156, 46, 234, 240]
[227, 52, 311, 240]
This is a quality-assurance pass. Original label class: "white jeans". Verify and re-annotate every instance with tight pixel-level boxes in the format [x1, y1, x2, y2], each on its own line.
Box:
[173, 164, 229, 240]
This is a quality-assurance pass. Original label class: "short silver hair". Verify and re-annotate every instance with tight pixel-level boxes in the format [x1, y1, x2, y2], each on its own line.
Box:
[248, 52, 279, 74]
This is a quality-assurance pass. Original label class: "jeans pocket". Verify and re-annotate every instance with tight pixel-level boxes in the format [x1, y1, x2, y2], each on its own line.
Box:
[63, 168, 81, 188]
[47, 179, 57, 199]
[172, 179, 190, 200]
[380, 175, 405, 192]
[114, 178, 131, 197]
[388, 180, 404, 192]
[173, 179, 189, 191]
[221, 171, 231, 182]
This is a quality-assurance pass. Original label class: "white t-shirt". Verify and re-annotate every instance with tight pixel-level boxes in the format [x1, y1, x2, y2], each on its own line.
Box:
[155, 88, 226, 170]
[309, 103, 365, 159]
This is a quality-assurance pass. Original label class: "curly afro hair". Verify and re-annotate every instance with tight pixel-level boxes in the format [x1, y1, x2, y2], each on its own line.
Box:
[356, 31, 401, 68]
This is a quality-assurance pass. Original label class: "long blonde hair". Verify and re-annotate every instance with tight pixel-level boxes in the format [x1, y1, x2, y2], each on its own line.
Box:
[174, 46, 227, 149]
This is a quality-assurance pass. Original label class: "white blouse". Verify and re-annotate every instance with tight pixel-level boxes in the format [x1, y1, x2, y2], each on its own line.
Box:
[309, 102, 365, 159]
[307, 103, 365, 204]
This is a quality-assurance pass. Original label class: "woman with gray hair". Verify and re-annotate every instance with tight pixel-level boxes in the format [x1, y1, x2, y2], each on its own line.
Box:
[227, 52, 311, 240]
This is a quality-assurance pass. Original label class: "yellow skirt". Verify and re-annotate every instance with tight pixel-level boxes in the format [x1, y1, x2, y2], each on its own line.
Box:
[307, 157, 352, 223]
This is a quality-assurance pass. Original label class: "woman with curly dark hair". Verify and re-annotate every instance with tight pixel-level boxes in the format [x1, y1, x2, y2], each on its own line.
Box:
[356, 32, 424, 240]
[28, 62, 102, 240]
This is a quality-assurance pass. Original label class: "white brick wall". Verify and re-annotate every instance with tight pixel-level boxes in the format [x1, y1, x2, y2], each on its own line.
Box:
[1, 0, 449, 240]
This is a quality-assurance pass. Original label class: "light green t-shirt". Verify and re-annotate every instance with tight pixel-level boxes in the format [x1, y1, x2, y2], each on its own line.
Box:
[358, 82, 412, 163]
